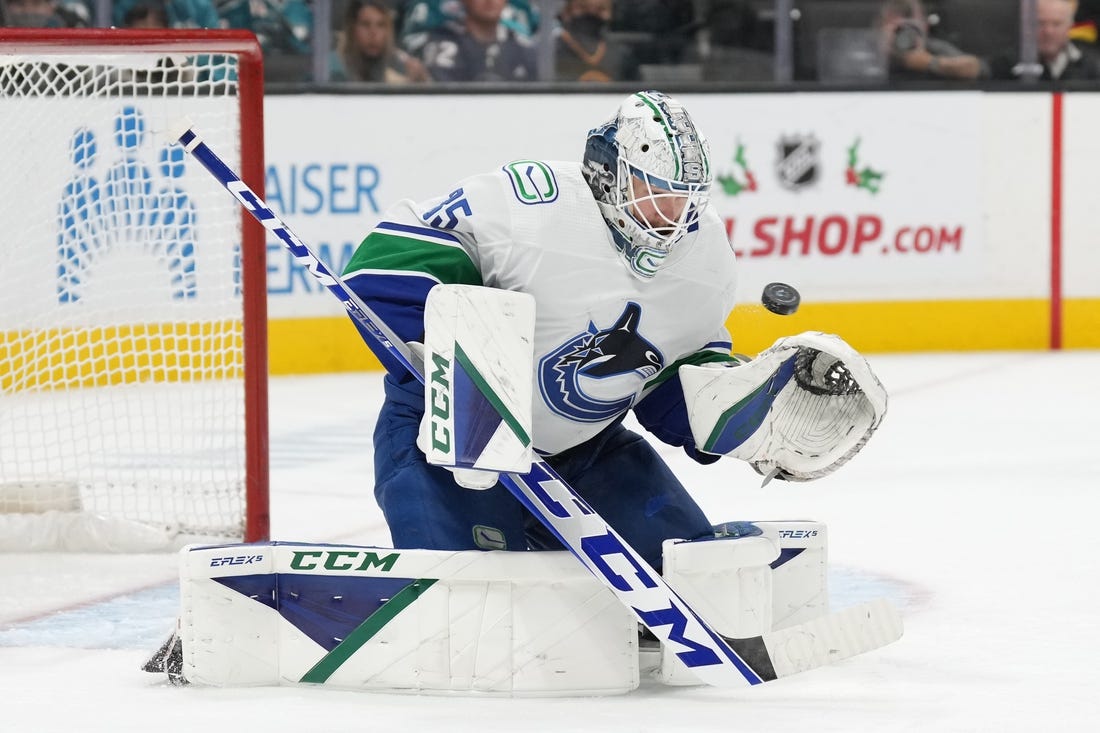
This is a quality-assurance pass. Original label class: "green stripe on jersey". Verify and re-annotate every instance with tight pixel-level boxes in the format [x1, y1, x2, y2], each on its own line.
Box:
[343, 231, 482, 286]
[643, 350, 738, 392]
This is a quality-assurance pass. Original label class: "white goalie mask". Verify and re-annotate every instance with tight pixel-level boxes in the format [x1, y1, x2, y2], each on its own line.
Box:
[582, 90, 713, 279]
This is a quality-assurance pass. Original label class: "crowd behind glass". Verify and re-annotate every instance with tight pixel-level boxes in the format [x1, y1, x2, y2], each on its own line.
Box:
[2, 0, 1098, 86]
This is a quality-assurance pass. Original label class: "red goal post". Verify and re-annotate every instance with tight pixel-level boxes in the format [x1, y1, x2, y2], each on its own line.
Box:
[0, 30, 268, 550]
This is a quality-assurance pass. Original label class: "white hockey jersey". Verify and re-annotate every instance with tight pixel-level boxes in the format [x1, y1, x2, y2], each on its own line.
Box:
[343, 160, 738, 455]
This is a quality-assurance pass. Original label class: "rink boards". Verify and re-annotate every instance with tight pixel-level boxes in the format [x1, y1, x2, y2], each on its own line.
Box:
[254, 91, 1098, 370]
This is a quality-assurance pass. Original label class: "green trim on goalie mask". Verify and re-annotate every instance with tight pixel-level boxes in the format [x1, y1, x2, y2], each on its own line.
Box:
[635, 92, 682, 179]
[455, 341, 532, 448]
[299, 578, 438, 684]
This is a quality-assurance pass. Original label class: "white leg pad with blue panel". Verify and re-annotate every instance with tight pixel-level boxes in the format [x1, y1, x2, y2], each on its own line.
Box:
[754, 521, 829, 630]
[179, 543, 639, 696]
[653, 520, 829, 685]
[178, 526, 829, 694]
[657, 532, 779, 686]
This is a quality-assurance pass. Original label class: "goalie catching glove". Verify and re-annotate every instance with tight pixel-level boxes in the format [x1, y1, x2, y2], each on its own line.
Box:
[679, 331, 887, 482]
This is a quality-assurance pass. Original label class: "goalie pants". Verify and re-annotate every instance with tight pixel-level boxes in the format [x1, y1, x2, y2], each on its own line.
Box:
[373, 374, 713, 570]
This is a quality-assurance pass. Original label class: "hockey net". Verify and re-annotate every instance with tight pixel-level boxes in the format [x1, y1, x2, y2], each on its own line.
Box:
[0, 30, 268, 551]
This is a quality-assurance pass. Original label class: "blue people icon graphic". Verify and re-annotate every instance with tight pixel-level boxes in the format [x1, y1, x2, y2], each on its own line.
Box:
[538, 302, 665, 423]
[152, 145, 197, 299]
[57, 128, 105, 303]
[104, 106, 155, 236]
[56, 107, 200, 303]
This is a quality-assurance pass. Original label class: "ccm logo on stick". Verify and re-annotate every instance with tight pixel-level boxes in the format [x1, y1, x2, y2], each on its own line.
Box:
[525, 466, 728, 671]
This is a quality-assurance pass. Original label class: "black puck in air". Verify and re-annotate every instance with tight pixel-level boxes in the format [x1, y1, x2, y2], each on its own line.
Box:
[761, 282, 801, 315]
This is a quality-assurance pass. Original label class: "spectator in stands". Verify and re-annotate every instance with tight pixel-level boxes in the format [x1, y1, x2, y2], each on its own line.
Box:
[877, 0, 988, 81]
[119, 3, 197, 83]
[699, 0, 761, 51]
[1035, 0, 1100, 79]
[214, 0, 313, 55]
[607, 0, 699, 73]
[696, 0, 774, 82]
[113, 0, 218, 29]
[419, 0, 537, 82]
[554, 0, 626, 82]
[113, 0, 236, 83]
[989, 0, 1100, 80]
[332, 0, 431, 83]
[400, 0, 539, 57]
[3, 0, 88, 26]
[122, 1, 169, 28]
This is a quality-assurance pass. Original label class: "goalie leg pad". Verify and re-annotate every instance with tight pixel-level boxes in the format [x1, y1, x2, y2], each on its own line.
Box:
[179, 543, 639, 696]
[754, 520, 829, 630]
[656, 532, 779, 686]
[653, 520, 830, 685]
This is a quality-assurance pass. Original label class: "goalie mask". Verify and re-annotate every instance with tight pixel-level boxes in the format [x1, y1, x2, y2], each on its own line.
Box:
[582, 90, 713, 279]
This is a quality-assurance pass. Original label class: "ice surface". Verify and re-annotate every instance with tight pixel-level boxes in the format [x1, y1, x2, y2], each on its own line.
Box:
[2, 352, 1098, 732]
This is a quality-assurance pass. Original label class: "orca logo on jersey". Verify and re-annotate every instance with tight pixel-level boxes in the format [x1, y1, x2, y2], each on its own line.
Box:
[538, 302, 664, 423]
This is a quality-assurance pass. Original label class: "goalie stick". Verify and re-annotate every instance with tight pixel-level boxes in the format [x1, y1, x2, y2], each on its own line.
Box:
[171, 119, 902, 688]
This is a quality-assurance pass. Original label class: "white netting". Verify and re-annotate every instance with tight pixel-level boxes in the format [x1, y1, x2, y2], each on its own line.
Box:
[0, 46, 256, 550]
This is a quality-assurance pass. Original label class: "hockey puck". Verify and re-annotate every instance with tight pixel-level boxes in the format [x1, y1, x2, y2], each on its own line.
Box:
[761, 282, 801, 315]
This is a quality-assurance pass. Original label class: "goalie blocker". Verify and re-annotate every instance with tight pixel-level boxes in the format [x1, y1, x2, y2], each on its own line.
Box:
[417, 284, 536, 489]
[170, 521, 829, 695]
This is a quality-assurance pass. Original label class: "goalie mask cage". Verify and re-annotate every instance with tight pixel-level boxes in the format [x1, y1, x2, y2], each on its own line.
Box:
[0, 30, 268, 551]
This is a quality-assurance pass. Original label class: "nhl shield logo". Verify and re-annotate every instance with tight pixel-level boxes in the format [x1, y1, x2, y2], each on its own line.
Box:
[776, 134, 819, 190]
